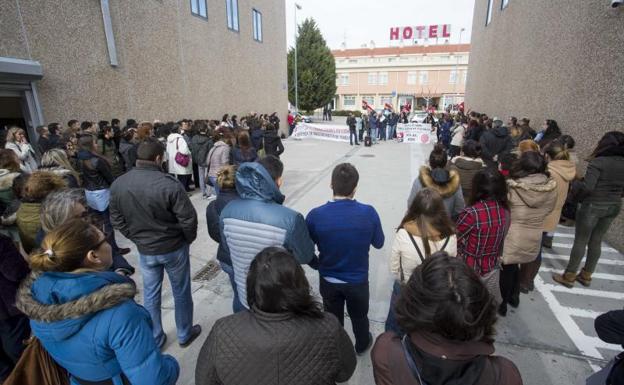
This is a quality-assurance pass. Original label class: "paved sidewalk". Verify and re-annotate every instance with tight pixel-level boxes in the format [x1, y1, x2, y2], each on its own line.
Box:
[115, 137, 623, 385]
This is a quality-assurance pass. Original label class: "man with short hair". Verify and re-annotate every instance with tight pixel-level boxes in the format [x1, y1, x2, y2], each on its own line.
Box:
[346, 113, 359, 146]
[220, 155, 317, 311]
[306, 163, 384, 355]
[480, 118, 513, 167]
[36, 125, 52, 155]
[110, 138, 201, 348]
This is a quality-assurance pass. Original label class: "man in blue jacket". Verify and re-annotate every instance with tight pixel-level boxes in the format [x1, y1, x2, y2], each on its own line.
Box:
[220, 155, 317, 310]
[306, 163, 384, 355]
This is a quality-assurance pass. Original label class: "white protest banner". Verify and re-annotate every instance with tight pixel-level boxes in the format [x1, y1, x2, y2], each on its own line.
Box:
[396, 123, 435, 144]
[291, 123, 350, 142]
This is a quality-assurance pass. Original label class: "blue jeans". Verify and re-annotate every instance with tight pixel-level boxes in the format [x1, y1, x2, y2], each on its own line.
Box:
[209, 176, 220, 195]
[219, 262, 244, 313]
[371, 128, 378, 144]
[384, 280, 404, 335]
[139, 244, 194, 345]
[199, 166, 208, 195]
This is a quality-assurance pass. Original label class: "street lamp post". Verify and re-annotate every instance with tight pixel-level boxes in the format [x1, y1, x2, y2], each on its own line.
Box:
[294, 3, 301, 116]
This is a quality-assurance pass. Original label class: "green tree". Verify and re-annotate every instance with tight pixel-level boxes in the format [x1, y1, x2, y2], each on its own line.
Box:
[287, 18, 336, 112]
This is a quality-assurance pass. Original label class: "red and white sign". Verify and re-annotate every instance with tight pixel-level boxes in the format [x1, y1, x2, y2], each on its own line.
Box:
[390, 25, 451, 41]
[396, 123, 435, 144]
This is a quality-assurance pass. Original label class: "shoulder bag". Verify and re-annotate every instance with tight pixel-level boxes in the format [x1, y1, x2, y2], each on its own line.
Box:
[3, 337, 70, 385]
[400, 232, 450, 283]
[174, 138, 190, 167]
[204, 147, 216, 186]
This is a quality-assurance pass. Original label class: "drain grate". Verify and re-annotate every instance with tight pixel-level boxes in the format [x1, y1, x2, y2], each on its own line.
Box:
[360, 154, 376, 158]
[192, 260, 221, 283]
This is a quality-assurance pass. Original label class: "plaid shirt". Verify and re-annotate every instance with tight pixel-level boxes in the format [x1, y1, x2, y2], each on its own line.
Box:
[456, 200, 510, 276]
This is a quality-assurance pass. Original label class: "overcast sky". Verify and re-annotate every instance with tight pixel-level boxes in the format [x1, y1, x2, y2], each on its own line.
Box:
[285, 0, 476, 50]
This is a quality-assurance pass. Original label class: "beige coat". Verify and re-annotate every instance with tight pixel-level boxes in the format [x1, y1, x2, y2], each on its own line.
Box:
[390, 221, 457, 282]
[501, 174, 557, 265]
[543, 160, 577, 232]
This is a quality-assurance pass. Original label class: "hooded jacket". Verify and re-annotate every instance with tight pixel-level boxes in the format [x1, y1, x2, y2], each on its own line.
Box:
[166, 133, 193, 175]
[543, 160, 577, 231]
[220, 162, 316, 308]
[195, 308, 356, 385]
[264, 130, 285, 158]
[372, 331, 522, 385]
[407, 166, 465, 219]
[502, 174, 557, 265]
[479, 126, 513, 165]
[17, 271, 179, 385]
[390, 221, 457, 282]
[450, 156, 486, 200]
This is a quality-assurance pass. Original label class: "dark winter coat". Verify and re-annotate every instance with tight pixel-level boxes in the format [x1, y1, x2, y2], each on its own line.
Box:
[110, 162, 198, 255]
[250, 128, 264, 151]
[263, 130, 284, 158]
[76, 150, 114, 191]
[408, 166, 465, 219]
[17, 271, 179, 385]
[118, 139, 137, 171]
[372, 331, 522, 385]
[450, 156, 486, 200]
[195, 308, 356, 385]
[595, 309, 624, 385]
[191, 134, 213, 167]
[346, 116, 356, 129]
[583, 155, 624, 204]
[231, 146, 258, 165]
[479, 126, 513, 165]
[206, 189, 239, 266]
[0, 235, 29, 320]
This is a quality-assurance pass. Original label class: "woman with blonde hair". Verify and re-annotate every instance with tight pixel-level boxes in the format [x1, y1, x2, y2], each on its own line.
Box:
[39, 148, 80, 187]
[385, 187, 457, 334]
[4, 127, 37, 173]
[517, 139, 540, 154]
[16, 219, 179, 385]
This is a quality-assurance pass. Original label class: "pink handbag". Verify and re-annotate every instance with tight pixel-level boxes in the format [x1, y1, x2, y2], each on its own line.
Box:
[174, 138, 190, 167]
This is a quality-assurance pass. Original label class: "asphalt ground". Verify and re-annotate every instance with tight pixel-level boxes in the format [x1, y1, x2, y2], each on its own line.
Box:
[116, 124, 623, 385]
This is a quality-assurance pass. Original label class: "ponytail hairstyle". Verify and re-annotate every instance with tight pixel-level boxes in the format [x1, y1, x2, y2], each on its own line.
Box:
[544, 140, 570, 161]
[30, 219, 103, 272]
[394, 252, 496, 343]
[399, 188, 455, 257]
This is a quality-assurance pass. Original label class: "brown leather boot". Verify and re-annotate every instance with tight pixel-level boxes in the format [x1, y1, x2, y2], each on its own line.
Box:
[576, 269, 592, 287]
[552, 271, 576, 288]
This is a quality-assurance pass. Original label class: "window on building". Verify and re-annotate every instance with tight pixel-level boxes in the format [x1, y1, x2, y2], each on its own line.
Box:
[380, 95, 393, 106]
[449, 70, 458, 84]
[378, 72, 388, 85]
[463, 71, 468, 84]
[486, 0, 493, 25]
[226, 0, 239, 31]
[343, 95, 356, 107]
[362, 95, 375, 107]
[252, 9, 262, 41]
[348, 59, 358, 64]
[190, 0, 207, 18]
[502, 0, 510, 9]
[407, 71, 417, 85]
[419, 71, 429, 85]
[368, 73, 377, 85]
[336, 73, 349, 86]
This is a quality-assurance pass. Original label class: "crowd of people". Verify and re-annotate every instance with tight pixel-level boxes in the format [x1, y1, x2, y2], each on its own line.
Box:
[0, 106, 623, 385]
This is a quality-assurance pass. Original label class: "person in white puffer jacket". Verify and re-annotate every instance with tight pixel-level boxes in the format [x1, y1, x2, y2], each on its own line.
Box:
[5, 127, 38, 173]
[166, 124, 193, 192]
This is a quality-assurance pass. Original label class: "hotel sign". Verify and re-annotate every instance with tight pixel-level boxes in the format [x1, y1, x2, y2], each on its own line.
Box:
[390, 25, 451, 40]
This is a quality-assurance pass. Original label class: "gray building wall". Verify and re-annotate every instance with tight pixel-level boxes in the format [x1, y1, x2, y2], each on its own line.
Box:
[1, 0, 288, 128]
[466, 0, 624, 251]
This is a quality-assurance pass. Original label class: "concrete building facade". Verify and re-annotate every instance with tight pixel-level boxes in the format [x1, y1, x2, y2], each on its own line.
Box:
[0, 0, 288, 137]
[332, 44, 469, 112]
[466, 0, 624, 249]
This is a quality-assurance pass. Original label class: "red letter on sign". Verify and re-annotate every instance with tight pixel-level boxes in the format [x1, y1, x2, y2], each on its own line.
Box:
[403, 27, 413, 40]
[390, 27, 400, 40]
[416, 25, 426, 39]
[429, 25, 438, 38]
[442, 24, 451, 38]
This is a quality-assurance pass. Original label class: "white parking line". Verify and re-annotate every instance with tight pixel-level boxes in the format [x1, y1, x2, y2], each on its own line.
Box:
[542, 253, 624, 266]
[551, 243, 619, 253]
[541, 282, 624, 300]
[539, 267, 624, 282]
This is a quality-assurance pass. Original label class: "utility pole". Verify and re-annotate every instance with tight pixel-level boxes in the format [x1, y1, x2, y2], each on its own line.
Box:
[294, 3, 301, 115]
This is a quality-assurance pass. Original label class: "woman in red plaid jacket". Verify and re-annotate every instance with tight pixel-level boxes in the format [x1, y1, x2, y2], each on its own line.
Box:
[456, 168, 511, 306]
